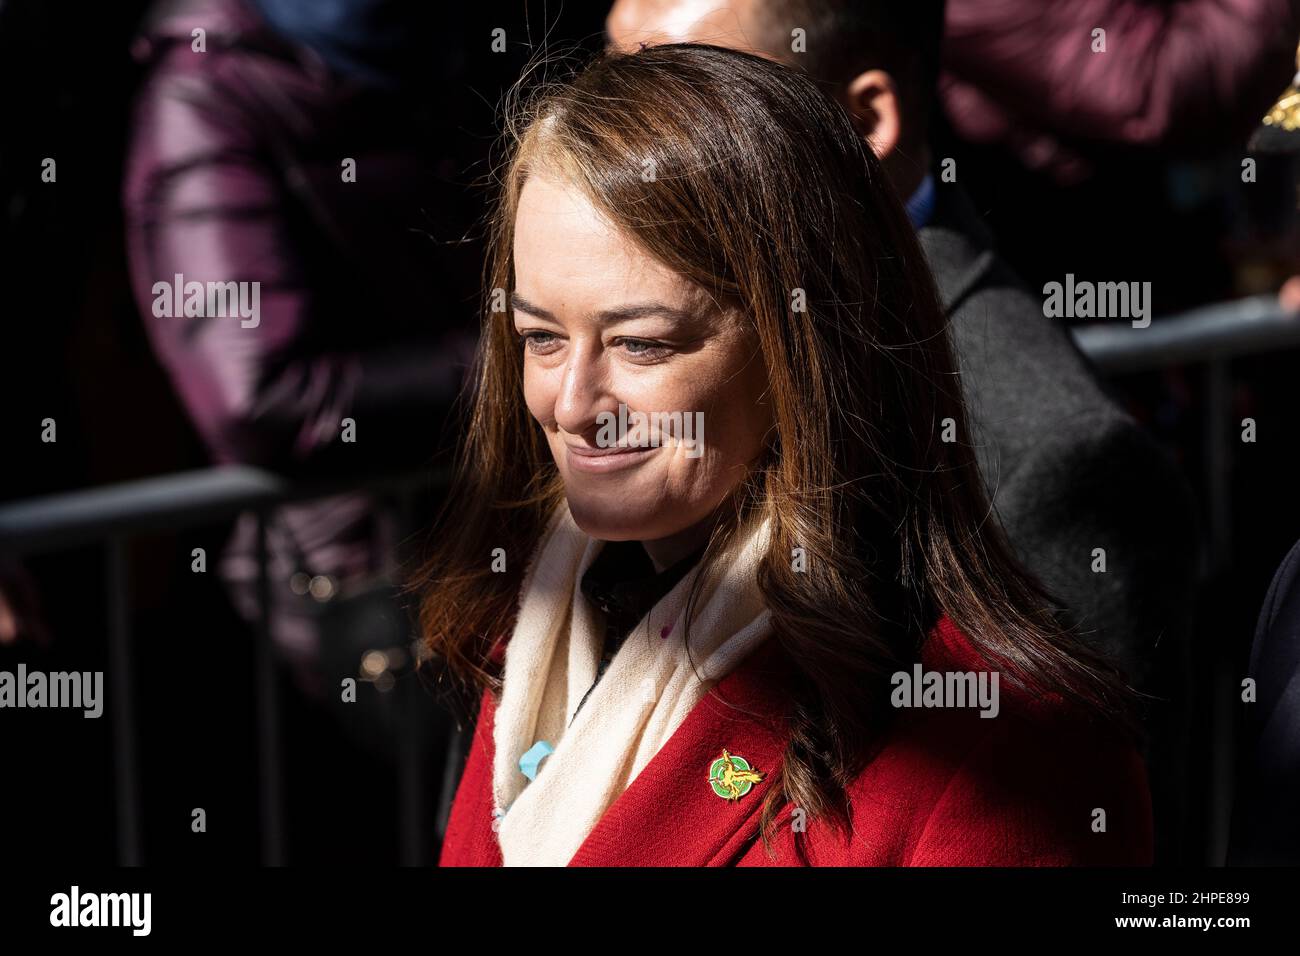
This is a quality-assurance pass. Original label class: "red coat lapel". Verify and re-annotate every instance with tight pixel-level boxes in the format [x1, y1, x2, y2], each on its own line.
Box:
[437, 638, 792, 867]
[568, 637, 791, 866]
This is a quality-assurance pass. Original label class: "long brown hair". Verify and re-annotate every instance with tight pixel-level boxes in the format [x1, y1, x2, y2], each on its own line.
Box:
[407, 43, 1139, 859]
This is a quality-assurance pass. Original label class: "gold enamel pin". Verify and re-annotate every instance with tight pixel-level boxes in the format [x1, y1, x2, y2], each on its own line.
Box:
[708, 748, 763, 801]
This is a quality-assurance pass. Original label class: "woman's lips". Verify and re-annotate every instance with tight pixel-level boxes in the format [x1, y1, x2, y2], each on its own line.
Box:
[564, 442, 658, 474]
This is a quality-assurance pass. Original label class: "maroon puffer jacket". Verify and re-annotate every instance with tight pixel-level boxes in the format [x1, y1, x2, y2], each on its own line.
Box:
[123, 0, 475, 476]
[942, 0, 1300, 182]
[122, 0, 477, 687]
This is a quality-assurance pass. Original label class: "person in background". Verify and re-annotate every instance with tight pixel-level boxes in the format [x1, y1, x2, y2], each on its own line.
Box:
[1229, 536, 1300, 864]
[938, 0, 1300, 316]
[122, 0, 477, 696]
[941, 0, 1300, 185]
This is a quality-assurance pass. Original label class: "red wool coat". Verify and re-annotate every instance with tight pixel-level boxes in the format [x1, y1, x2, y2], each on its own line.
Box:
[438, 616, 1153, 866]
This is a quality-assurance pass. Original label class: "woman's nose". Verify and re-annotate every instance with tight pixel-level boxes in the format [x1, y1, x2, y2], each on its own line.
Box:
[552, 348, 618, 440]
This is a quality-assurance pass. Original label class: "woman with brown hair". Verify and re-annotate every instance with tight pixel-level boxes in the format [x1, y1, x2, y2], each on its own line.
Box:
[414, 43, 1152, 866]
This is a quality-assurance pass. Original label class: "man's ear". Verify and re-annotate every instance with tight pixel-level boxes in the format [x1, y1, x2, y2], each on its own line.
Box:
[843, 69, 902, 161]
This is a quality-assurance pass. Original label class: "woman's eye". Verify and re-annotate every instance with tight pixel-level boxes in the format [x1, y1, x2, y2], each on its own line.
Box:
[517, 331, 669, 361]
[616, 338, 670, 360]
[519, 331, 560, 354]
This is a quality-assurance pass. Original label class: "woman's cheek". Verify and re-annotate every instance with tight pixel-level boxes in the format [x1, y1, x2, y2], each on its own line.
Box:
[635, 368, 708, 419]
[521, 364, 555, 427]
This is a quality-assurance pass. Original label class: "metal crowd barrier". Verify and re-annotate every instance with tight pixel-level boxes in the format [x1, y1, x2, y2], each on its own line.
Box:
[1075, 296, 1300, 576]
[0, 296, 1296, 866]
[1071, 295, 1300, 373]
[0, 465, 446, 867]
[1074, 297, 1300, 866]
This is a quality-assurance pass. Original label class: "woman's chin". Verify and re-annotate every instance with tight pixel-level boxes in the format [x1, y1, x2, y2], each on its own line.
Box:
[565, 500, 651, 542]
[563, 494, 690, 545]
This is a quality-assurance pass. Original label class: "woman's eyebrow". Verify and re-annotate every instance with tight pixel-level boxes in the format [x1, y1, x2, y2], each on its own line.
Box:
[510, 292, 695, 324]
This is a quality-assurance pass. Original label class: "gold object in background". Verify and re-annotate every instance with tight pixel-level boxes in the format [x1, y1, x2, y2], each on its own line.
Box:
[1261, 85, 1300, 132]
[1250, 40, 1300, 152]
[1261, 42, 1300, 131]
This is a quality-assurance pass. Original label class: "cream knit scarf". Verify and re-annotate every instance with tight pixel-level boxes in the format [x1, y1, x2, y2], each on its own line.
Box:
[492, 500, 774, 867]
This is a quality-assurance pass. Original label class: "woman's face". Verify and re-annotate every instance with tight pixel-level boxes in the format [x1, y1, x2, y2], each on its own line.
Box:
[511, 171, 772, 556]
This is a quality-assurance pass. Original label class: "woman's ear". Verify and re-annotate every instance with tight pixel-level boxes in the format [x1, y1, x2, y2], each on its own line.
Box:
[843, 69, 902, 161]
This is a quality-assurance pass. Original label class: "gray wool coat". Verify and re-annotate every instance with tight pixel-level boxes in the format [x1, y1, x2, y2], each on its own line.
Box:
[918, 185, 1200, 694]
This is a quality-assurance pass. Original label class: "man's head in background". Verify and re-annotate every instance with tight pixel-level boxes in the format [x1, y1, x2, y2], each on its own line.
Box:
[606, 0, 945, 198]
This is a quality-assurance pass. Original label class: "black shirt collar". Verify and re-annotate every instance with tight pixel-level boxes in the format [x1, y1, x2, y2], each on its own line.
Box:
[580, 539, 704, 631]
